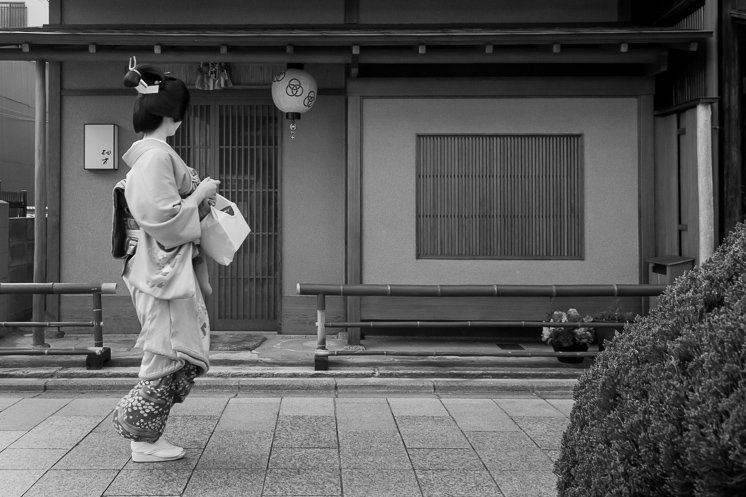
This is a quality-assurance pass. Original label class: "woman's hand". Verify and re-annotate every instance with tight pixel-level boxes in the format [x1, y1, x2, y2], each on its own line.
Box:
[193, 177, 220, 203]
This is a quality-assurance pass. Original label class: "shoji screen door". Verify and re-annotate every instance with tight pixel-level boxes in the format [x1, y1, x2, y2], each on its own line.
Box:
[171, 99, 281, 330]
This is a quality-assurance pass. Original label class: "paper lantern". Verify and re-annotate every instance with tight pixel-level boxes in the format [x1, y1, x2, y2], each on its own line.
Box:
[271, 68, 317, 139]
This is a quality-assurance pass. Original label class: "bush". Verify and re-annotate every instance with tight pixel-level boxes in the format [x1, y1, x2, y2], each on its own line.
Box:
[555, 223, 746, 497]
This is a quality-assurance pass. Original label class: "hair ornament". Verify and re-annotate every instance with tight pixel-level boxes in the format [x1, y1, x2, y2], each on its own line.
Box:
[126, 56, 161, 94]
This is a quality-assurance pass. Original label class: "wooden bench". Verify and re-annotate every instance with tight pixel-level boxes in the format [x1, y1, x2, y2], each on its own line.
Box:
[297, 283, 666, 370]
[0, 282, 117, 369]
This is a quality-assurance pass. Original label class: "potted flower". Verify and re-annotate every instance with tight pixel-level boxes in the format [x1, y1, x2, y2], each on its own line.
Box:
[541, 308, 595, 363]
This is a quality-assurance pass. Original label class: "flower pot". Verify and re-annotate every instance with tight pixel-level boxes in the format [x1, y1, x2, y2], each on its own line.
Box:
[552, 343, 588, 364]
[595, 327, 619, 352]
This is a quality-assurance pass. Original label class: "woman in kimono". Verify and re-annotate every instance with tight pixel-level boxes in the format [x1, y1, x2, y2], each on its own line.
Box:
[112, 60, 220, 462]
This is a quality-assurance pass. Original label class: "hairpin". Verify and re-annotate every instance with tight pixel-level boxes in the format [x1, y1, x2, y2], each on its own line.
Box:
[128, 56, 160, 94]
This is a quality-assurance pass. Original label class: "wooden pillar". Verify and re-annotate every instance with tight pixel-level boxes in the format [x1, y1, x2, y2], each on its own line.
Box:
[722, 2, 744, 238]
[46, 61, 61, 324]
[32, 60, 48, 347]
[345, 95, 362, 346]
[638, 94, 656, 284]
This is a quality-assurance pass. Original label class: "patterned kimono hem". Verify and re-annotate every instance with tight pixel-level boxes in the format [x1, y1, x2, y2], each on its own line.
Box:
[113, 363, 200, 443]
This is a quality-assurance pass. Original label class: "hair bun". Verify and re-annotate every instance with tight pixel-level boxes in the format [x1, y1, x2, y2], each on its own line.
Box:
[124, 57, 165, 94]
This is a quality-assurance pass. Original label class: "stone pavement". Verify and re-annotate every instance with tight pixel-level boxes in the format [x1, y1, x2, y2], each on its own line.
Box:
[0, 391, 570, 497]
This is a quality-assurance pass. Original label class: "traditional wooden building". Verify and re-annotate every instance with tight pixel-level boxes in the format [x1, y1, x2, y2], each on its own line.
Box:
[0, 1, 724, 342]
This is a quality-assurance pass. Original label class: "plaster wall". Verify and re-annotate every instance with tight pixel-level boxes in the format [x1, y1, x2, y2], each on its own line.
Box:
[57, 0, 344, 24]
[59, 94, 134, 289]
[362, 97, 639, 285]
[56, 0, 619, 25]
[281, 95, 346, 297]
[358, 0, 619, 23]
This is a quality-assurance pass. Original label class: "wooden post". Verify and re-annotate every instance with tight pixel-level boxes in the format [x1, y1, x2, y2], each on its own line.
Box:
[314, 294, 329, 371]
[32, 60, 48, 348]
[721, 2, 744, 237]
[696, 102, 715, 262]
[346, 95, 362, 346]
[46, 61, 62, 327]
[638, 93, 655, 284]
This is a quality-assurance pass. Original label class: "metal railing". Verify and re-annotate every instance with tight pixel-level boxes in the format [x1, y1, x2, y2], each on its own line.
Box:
[297, 283, 667, 370]
[0, 283, 117, 369]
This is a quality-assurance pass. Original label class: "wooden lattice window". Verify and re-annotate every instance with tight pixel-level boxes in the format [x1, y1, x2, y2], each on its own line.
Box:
[416, 134, 584, 259]
[0, 2, 26, 28]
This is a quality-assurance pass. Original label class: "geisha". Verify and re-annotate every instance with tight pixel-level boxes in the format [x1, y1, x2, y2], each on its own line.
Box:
[111, 59, 220, 462]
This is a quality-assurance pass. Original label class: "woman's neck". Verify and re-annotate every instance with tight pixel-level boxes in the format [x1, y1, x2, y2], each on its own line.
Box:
[143, 130, 168, 142]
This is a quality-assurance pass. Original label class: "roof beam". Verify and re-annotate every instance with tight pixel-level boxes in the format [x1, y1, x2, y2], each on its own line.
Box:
[0, 26, 712, 48]
[0, 45, 666, 64]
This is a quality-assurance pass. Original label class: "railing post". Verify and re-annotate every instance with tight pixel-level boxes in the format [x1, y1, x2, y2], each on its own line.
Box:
[86, 289, 111, 369]
[314, 293, 329, 371]
[92, 291, 103, 347]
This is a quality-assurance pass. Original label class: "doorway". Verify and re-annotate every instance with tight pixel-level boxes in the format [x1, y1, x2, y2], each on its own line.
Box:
[171, 97, 282, 330]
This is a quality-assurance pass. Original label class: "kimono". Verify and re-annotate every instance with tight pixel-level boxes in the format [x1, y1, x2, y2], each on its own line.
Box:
[112, 137, 210, 443]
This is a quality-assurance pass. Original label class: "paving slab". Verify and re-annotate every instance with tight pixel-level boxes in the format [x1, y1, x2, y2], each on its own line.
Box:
[197, 431, 272, 469]
[0, 448, 68, 470]
[0, 398, 69, 430]
[53, 433, 131, 470]
[408, 448, 485, 470]
[396, 416, 471, 449]
[0, 396, 21, 410]
[23, 469, 119, 497]
[10, 415, 104, 449]
[513, 416, 569, 450]
[272, 415, 338, 448]
[0, 469, 46, 497]
[280, 396, 335, 416]
[269, 447, 339, 469]
[263, 468, 342, 496]
[416, 469, 503, 496]
[441, 398, 520, 431]
[336, 402, 399, 432]
[161, 415, 219, 449]
[341, 469, 422, 497]
[389, 397, 450, 417]
[492, 470, 558, 497]
[214, 398, 280, 431]
[182, 469, 264, 497]
[104, 469, 192, 496]
[339, 430, 411, 470]
[493, 398, 566, 418]
[0, 430, 24, 450]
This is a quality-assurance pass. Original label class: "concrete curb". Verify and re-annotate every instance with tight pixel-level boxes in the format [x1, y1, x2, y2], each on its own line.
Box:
[0, 376, 577, 395]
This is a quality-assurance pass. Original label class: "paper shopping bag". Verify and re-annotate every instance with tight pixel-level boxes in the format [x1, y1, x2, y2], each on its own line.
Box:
[200, 194, 251, 265]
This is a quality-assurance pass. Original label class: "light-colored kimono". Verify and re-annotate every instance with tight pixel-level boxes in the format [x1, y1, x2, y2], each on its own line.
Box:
[121, 137, 210, 380]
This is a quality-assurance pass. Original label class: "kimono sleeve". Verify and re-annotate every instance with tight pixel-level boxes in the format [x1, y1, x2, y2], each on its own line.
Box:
[125, 150, 201, 249]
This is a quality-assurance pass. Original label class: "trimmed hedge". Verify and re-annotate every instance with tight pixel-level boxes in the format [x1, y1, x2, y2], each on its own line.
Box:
[555, 223, 746, 497]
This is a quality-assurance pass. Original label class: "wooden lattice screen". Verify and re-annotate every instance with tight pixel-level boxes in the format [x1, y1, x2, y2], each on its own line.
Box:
[171, 101, 281, 330]
[0, 2, 26, 28]
[416, 134, 583, 259]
